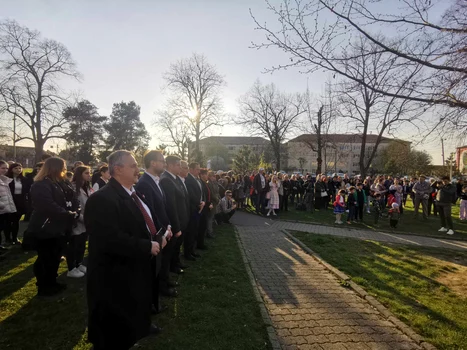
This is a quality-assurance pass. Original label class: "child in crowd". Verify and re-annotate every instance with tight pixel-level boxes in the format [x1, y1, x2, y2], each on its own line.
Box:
[388, 202, 401, 229]
[333, 189, 346, 224]
[373, 193, 383, 225]
[346, 186, 357, 224]
[460, 186, 467, 221]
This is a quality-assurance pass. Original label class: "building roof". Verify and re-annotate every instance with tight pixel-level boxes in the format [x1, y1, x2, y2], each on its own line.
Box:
[198, 136, 270, 146]
[288, 134, 410, 145]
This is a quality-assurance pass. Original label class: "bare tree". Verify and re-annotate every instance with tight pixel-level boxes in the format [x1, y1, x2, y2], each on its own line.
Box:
[0, 20, 80, 161]
[237, 80, 307, 170]
[251, 0, 467, 129]
[153, 110, 190, 159]
[335, 38, 426, 176]
[162, 53, 225, 161]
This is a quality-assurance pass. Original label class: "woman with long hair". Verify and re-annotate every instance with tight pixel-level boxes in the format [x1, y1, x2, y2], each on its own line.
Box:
[92, 165, 110, 192]
[0, 160, 16, 248]
[67, 166, 93, 278]
[6, 163, 32, 245]
[28, 157, 79, 296]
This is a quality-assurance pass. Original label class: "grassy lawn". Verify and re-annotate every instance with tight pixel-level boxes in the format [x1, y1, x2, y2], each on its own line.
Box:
[291, 231, 467, 350]
[0, 225, 271, 350]
[275, 197, 467, 240]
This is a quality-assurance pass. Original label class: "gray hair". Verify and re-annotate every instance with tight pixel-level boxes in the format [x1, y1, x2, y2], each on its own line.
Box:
[107, 150, 133, 176]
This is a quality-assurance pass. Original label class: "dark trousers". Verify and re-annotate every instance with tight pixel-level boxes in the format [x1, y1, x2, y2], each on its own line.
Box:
[151, 259, 161, 309]
[437, 203, 453, 230]
[171, 232, 184, 267]
[357, 203, 364, 221]
[256, 191, 266, 213]
[3, 211, 23, 242]
[347, 206, 356, 222]
[66, 233, 88, 271]
[281, 195, 289, 211]
[215, 210, 235, 223]
[197, 213, 207, 249]
[160, 237, 175, 285]
[390, 219, 399, 228]
[184, 217, 199, 257]
[34, 236, 65, 289]
[0, 213, 8, 244]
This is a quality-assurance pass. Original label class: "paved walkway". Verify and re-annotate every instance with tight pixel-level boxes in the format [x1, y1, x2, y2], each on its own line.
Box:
[232, 211, 467, 251]
[233, 212, 431, 350]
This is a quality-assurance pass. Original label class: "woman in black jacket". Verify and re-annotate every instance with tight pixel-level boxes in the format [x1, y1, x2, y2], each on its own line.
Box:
[6, 163, 32, 245]
[28, 157, 80, 297]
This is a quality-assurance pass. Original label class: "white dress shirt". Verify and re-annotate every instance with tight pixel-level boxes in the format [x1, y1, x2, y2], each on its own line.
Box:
[146, 171, 164, 196]
[121, 185, 154, 233]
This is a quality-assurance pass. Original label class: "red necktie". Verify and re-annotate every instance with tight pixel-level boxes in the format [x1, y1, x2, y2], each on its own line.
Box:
[131, 192, 157, 238]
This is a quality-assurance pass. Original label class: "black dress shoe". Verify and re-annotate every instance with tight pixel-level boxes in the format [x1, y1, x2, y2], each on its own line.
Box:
[184, 255, 196, 262]
[206, 233, 215, 239]
[149, 324, 163, 335]
[160, 287, 178, 297]
[192, 252, 201, 258]
[177, 263, 189, 269]
[197, 245, 208, 250]
[167, 280, 179, 287]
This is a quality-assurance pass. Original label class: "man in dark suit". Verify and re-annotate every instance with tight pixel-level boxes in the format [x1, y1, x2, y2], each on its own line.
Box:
[160, 156, 189, 271]
[253, 167, 267, 214]
[184, 162, 205, 260]
[198, 168, 213, 249]
[85, 150, 164, 350]
[136, 150, 176, 302]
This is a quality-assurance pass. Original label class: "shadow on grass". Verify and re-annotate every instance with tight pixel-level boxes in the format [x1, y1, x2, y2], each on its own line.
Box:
[292, 231, 467, 349]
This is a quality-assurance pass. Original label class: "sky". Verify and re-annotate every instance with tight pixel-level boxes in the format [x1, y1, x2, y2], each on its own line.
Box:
[1, 0, 462, 165]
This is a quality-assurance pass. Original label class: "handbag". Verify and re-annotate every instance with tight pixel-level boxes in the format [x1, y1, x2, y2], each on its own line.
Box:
[321, 191, 328, 197]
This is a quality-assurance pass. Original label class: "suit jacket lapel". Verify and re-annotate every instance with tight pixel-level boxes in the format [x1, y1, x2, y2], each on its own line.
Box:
[108, 178, 149, 237]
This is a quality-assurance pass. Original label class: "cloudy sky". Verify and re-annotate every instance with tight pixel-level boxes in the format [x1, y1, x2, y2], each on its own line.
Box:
[2, 0, 461, 164]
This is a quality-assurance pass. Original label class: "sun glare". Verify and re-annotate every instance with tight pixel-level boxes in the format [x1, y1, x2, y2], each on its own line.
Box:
[187, 108, 198, 118]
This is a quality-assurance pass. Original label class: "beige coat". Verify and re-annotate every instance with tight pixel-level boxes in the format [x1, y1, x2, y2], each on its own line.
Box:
[0, 175, 17, 214]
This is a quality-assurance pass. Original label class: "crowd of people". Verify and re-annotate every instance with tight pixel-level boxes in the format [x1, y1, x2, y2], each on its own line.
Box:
[0, 150, 466, 349]
[0, 150, 239, 349]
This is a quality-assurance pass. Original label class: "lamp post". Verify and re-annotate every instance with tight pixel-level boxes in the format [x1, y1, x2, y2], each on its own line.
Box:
[13, 114, 16, 161]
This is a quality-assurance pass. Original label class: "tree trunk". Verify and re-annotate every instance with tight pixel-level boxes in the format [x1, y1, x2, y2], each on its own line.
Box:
[34, 138, 45, 163]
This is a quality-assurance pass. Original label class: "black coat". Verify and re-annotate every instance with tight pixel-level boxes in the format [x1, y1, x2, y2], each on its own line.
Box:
[28, 178, 78, 239]
[185, 173, 204, 214]
[160, 172, 189, 233]
[253, 173, 267, 193]
[8, 175, 32, 213]
[135, 172, 170, 229]
[85, 177, 161, 349]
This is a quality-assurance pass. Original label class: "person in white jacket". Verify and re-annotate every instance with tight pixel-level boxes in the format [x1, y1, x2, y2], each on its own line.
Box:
[67, 166, 93, 278]
[0, 160, 17, 248]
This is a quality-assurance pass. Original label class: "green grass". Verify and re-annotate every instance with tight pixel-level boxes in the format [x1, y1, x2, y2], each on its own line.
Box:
[0, 225, 271, 350]
[275, 197, 467, 240]
[291, 231, 467, 350]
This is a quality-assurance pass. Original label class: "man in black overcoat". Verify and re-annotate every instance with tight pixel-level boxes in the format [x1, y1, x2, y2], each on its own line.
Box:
[85, 150, 164, 350]
[184, 162, 205, 259]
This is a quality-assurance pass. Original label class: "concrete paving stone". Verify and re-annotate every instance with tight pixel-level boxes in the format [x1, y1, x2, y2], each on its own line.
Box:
[235, 213, 429, 350]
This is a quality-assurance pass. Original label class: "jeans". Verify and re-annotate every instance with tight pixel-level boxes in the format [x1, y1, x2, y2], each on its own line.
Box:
[414, 197, 428, 219]
[255, 191, 266, 213]
[215, 210, 235, 223]
[437, 203, 453, 230]
[66, 233, 88, 271]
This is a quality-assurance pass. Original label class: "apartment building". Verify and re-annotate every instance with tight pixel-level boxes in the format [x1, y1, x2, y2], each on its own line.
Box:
[286, 134, 410, 174]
